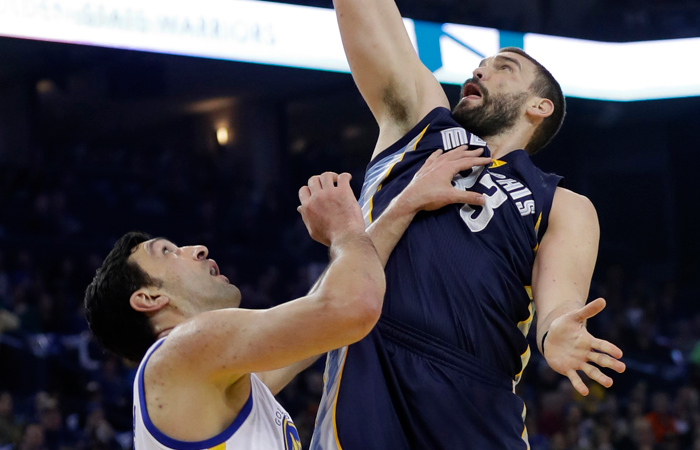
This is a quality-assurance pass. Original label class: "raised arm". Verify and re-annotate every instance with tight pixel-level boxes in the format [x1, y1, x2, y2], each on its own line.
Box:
[158, 173, 385, 382]
[333, 0, 449, 156]
[257, 148, 491, 394]
[533, 188, 625, 396]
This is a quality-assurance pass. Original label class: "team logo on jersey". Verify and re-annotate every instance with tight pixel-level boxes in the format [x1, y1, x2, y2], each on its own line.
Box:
[469, 134, 487, 147]
[441, 127, 487, 151]
[441, 127, 469, 150]
[283, 416, 301, 450]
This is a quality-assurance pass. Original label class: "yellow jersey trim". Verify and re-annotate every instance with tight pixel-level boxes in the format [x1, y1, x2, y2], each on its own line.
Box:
[534, 212, 542, 233]
[521, 404, 531, 450]
[367, 124, 430, 224]
[332, 352, 349, 450]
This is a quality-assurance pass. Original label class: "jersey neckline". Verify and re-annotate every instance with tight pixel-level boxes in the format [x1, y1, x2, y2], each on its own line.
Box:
[137, 338, 254, 450]
[367, 107, 533, 172]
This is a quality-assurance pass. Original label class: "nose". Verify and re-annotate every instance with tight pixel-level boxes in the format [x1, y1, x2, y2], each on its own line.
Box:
[192, 245, 209, 260]
[472, 66, 486, 80]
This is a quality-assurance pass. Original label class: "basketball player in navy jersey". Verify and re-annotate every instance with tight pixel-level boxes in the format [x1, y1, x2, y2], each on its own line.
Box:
[84, 150, 489, 449]
[309, 1, 627, 449]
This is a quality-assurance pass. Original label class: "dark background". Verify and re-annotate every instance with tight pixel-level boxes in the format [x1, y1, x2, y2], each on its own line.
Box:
[0, 0, 699, 449]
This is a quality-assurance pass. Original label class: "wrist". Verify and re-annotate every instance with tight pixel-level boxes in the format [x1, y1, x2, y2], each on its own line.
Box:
[329, 230, 372, 254]
[540, 330, 549, 357]
[390, 193, 421, 218]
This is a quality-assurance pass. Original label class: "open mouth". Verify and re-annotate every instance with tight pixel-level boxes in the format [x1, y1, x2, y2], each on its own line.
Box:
[208, 260, 230, 283]
[208, 260, 220, 276]
[462, 82, 483, 99]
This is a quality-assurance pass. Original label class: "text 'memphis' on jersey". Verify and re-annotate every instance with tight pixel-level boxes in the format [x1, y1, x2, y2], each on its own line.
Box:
[311, 107, 563, 450]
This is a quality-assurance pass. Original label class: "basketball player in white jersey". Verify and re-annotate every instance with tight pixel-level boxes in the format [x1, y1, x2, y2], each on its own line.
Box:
[84, 150, 490, 450]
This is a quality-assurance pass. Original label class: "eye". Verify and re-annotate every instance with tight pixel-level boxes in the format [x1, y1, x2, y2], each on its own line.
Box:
[162, 246, 169, 255]
[501, 65, 512, 72]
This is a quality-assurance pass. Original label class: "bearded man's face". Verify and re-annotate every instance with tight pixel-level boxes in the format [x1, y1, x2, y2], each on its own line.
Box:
[453, 76, 529, 139]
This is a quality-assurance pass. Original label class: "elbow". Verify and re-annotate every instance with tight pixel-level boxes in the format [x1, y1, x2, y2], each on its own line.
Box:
[345, 285, 385, 340]
[321, 275, 386, 343]
[354, 279, 386, 334]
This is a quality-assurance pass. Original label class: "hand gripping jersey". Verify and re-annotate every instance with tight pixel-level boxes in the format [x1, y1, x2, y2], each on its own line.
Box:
[133, 338, 302, 450]
[311, 108, 563, 450]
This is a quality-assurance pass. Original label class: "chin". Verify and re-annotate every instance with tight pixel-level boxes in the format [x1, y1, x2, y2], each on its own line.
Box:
[230, 285, 242, 308]
[453, 99, 478, 116]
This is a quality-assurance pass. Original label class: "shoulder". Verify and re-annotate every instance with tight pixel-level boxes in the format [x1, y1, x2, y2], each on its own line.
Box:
[145, 309, 252, 383]
[552, 187, 596, 213]
[550, 187, 599, 231]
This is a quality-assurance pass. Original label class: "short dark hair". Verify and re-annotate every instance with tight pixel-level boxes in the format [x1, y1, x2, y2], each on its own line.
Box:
[500, 47, 566, 154]
[84, 231, 161, 362]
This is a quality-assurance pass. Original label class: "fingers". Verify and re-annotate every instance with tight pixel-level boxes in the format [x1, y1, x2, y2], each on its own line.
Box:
[443, 146, 483, 159]
[451, 156, 492, 174]
[566, 369, 589, 396]
[587, 351, 626, 373]
[451, 190, 485, 206]
[298, 186, 311, 204]
[320, 172, 339, 189]
[592, 338, 624, 360]
[581, 363, 613, 388]
[576, 298, 606, 321]
[308, 175, 322, 194]
[337, 172, 352, 187]
[309, 172, 349, 193]
[425, 149, 443, 165]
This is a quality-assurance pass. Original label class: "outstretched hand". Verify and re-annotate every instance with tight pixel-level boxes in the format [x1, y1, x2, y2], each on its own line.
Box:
[397, 146, 491, 213]
[543, 298, 626, 396]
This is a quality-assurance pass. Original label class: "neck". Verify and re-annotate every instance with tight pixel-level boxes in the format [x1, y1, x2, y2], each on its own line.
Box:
[150, 309, 183, 340]
[483, 121, 533, 160]
[156, 327, 174, 339]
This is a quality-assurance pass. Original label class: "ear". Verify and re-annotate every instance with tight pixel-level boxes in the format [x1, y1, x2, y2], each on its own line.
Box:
[130, 289, 170, 313]
[527, 97, 554, 121]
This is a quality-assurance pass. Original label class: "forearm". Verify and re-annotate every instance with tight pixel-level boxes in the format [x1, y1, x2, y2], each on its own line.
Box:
[332, 0, 446, 131]
[253, 234, 384, 394]
[319, 231, 386, 311]
[532, 189, 600, 354]
[366, 196, 417, 267]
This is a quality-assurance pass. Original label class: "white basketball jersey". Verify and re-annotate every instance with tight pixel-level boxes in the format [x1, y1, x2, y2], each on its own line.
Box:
[133, 338, 302, 450]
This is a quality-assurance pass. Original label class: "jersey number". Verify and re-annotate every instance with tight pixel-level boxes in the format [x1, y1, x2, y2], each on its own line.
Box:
[453, 166, 507, 232]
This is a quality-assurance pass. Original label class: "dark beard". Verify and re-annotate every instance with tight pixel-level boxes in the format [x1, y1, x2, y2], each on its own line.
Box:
[452, 90, 528, 140]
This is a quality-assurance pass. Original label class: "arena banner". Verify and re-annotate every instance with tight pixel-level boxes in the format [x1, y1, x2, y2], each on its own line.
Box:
[0, 0, 698, 101]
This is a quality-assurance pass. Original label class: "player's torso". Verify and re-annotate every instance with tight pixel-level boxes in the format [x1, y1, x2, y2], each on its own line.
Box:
[360, 107, 560, 377]
[133, 339, 302, 450]
[312, 107, 561, 450]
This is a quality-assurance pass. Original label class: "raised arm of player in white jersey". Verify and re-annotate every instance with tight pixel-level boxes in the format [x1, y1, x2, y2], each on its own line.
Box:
[333, 0, 449, 157]
[532, 188, 626, 396]
[255, 148, 490, 395]
[150, 174, 385, 385]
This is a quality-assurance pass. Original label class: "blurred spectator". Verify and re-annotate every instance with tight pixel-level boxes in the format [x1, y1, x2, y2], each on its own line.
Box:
[80, 408, 119, 450]
[0, 392, 21, 447]
[646, 391, 679, 444]
[0, 311, 19, 335]
[17, 423, 45, 450]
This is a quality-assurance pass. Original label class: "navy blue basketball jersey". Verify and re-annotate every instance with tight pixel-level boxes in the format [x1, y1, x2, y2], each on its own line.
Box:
[311, 107, 562, 450]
